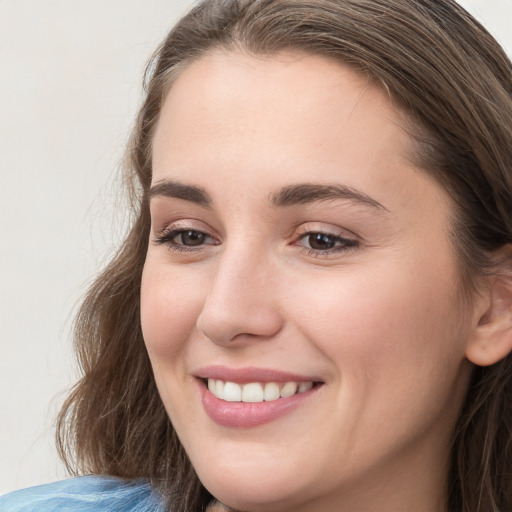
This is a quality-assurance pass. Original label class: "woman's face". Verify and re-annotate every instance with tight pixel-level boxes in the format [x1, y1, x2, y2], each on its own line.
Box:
[141, 51, 476, 512]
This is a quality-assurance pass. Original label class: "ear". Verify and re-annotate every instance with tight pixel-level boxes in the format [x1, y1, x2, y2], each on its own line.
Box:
[466, 256, 512, 367]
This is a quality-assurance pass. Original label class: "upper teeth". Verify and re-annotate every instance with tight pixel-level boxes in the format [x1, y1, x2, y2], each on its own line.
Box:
[207, 379, 313, 402]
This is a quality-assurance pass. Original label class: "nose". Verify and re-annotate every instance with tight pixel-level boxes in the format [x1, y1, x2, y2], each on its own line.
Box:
[196, 247, 284, 346]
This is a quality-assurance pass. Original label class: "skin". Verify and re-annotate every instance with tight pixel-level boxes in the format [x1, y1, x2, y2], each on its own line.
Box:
[141, 51, 481, 512]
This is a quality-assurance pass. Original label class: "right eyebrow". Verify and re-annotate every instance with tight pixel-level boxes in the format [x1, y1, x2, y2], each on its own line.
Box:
[148, 179, 212, 207]
[271, 183, 388, 211]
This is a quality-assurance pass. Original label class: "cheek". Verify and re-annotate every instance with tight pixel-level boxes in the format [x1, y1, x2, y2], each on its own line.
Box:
[291, 255, 467, 403]
[140, 262, 204, 360]
[285, 258, 470, 466]
[140, 262, 209, 431]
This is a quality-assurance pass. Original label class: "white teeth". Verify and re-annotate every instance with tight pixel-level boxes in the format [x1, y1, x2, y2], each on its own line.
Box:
[215, 379, 224, 400]
[241, 383, 264, 403]
[223, 382, 242, 402]
[298, 381, 313, 393]
[264, 382, 280, 401]
[207, 379, 315, 402]
[280, 381, 298, 398]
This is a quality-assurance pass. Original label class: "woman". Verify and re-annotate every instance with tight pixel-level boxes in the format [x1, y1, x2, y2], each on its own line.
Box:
[1, 0, 511, 511]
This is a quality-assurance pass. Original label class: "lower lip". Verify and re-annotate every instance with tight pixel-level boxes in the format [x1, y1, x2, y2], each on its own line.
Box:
[198, 381, 320, 428]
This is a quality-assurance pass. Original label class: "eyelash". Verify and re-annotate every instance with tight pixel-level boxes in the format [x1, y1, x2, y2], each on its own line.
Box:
[296, 230, 359, 257]
[154, 228, 217, 252]
[153, 227, 359, 257]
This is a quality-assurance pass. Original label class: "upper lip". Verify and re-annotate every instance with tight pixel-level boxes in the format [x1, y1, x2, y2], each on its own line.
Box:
[194, 365, 323, 384]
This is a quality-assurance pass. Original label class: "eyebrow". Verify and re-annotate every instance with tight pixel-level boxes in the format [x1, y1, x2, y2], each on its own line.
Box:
[149, 179, 387, 211]
[148, 179, 212, 207]
[271, 183, 388, 211]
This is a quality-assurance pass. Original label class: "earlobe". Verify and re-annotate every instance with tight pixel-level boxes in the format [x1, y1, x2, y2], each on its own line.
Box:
[466, 264, 512, 367]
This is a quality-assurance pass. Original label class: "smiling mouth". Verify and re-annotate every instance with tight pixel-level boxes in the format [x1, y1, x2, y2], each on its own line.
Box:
[198, 370, 324, 427]
[204, 379, 322, 403]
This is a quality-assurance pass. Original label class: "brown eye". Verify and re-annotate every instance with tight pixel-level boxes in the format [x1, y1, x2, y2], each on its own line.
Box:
[307, 233, 337, 250]
[154, 227, 216, 251]
[175, 230, 207, 246]
[298, 231, 358, 255]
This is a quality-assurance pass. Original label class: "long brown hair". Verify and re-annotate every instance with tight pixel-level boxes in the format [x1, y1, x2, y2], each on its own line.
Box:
[57, 1, 512, 511]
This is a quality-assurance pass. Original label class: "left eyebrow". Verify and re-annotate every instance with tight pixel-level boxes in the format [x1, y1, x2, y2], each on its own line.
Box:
[270, 183, 388, 211]
[148, 179, 212, 207]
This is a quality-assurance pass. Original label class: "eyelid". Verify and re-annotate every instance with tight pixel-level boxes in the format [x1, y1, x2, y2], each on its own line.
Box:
[153, 218, 215, 236]
[152, 219, 220, 251]
[292, 223, 360, 258]
[294, 223, 358, 240]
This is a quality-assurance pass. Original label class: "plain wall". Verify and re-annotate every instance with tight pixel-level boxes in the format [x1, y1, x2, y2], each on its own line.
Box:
[1, 0, 511, 495]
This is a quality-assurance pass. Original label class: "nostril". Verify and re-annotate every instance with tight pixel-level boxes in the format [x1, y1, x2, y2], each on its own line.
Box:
[195, 262, 285, 346]
[196, 305, 284, 346]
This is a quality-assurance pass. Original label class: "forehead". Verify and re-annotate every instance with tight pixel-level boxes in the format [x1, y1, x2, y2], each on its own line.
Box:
[151, 50, 424, 203]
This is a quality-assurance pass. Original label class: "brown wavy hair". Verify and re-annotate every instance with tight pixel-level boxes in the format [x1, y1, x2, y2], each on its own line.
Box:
[56, 1, 512, 511]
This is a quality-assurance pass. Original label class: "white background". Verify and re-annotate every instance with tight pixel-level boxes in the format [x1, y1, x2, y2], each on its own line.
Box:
[1, 0, 511, 495]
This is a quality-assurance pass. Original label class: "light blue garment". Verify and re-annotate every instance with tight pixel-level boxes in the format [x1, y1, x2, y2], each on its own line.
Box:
[0, 475, 166, 512]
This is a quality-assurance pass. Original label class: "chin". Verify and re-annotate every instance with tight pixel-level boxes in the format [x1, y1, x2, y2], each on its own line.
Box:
[188, 447, 313, 511]
[200, 476, 304, 512]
